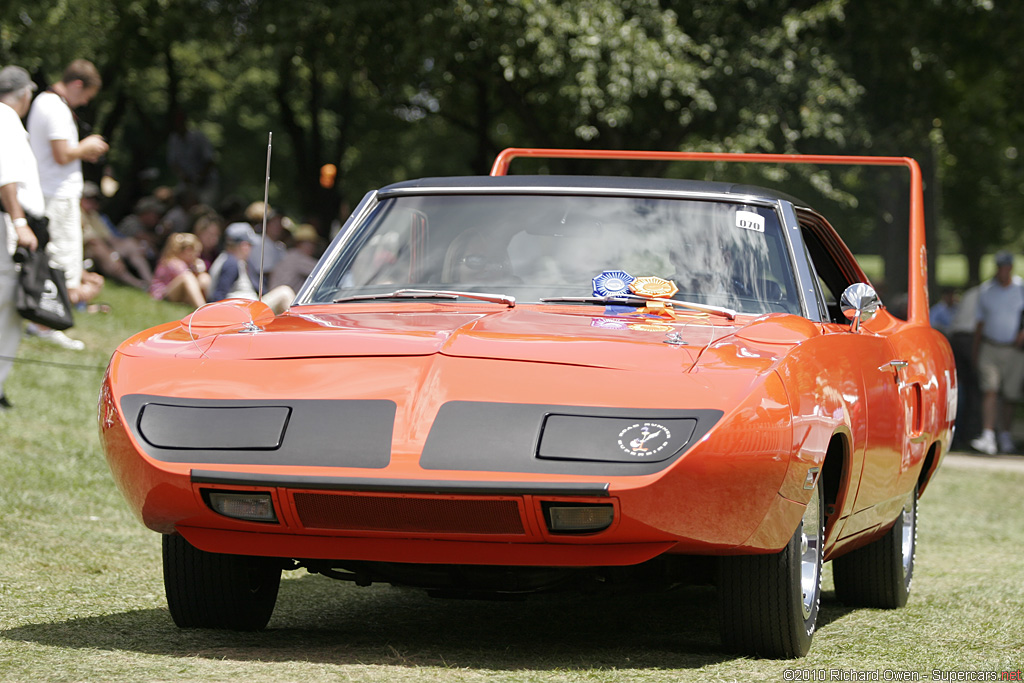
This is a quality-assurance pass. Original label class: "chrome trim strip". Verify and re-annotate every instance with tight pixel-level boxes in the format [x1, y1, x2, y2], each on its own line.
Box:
[296, 190, 379, 301]
[377, 184, 780, 205]
[779, 202, 820, 321]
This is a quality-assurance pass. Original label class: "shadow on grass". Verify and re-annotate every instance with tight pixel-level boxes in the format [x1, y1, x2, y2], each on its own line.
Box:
[1, 574, 860, 670]
[0, 575, 735, 670]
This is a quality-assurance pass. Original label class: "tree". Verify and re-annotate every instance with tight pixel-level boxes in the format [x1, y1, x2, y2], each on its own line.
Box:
[834, 0, 1024, 288]
[2, 0, 1021, 273]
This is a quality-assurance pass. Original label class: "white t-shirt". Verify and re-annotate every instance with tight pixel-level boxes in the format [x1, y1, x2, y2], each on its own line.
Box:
[27, 91, 82, 200]
[209, 251, 258, 300]
[0, 100, 46, 274]
[976, 276, 1024, 345]
[0, 102, 46, 274]
[0, 103, 45, 217]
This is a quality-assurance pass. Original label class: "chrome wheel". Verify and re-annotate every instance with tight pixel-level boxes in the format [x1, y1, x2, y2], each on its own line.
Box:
[900, 492, 916, 579]
[800, 487, 823, 621]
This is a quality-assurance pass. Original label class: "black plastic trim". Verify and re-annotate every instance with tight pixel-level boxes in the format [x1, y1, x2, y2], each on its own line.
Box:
[421, 401, 723, 475]
[121, 395, 395, 468]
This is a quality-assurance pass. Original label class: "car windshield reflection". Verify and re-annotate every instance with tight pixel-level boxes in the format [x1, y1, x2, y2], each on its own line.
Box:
[307, 194, 799, 315]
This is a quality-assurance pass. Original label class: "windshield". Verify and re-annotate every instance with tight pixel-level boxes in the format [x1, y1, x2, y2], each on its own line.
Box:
[306, 193, 800, 315]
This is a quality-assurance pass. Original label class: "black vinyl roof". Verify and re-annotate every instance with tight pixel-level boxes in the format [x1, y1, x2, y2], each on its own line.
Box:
[379, 174, 809, 206]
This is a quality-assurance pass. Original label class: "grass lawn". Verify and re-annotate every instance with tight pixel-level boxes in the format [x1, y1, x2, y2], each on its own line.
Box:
[856, 253, 997, 289]
[1, 284, 1022, 681]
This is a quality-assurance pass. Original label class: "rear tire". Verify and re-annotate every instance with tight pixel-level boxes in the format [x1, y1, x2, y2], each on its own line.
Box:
[718, 483, 823, 658]
[162, 533, 281, 630]
[832, 486, 917, 608]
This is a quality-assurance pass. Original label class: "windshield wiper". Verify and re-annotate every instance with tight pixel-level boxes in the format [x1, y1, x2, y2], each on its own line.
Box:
[335, 288, 515, 307]
[540, 295, 736, 320]
[541, 295, 647, 306]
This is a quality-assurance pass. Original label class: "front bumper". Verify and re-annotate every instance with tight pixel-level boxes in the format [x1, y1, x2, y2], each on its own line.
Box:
[98, 354, 804, 565]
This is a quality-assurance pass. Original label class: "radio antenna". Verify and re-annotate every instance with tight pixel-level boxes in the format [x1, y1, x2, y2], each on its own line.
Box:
[258, 132, 273, 300]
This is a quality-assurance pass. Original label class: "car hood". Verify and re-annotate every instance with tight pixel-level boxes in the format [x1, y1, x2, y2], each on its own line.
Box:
[119, 303, 820, 374]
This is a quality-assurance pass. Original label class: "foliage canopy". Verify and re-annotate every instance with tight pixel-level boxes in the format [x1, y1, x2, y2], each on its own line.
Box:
[2, 0, 1021, 285]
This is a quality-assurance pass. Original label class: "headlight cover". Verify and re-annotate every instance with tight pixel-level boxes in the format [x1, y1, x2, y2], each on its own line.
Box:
[122, 395, 396, 468]
[138, 403, 290, 450]
[537, 415, 697, 464]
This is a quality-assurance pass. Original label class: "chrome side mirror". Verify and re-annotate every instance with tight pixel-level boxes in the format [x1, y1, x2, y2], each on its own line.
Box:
[840, 283, 880, 332]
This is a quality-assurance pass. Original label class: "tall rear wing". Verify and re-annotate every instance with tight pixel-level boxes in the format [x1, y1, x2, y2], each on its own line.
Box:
[490, 148, 928, 325]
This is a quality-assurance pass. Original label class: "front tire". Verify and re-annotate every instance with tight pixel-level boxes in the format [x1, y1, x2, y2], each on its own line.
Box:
[718, 483, 824, 658]
[832, 486, 917, 608]
[162, 533, 282, 630]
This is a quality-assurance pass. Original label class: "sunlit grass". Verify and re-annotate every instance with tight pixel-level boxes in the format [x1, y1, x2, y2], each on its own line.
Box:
[856, 252, 1011, 288]
[1, 284, 1022, 681]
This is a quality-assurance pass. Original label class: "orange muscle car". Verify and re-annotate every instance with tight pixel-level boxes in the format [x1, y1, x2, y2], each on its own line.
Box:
[98, 149, 956, 658]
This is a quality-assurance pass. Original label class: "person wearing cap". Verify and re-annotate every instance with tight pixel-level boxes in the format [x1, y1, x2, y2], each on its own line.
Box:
[244, 201, 288, 282]
[207, 222, 294, 314]
[970, 251, 1024, 454]
[0, 66, 44, 408]
[27, 59, 108, 328]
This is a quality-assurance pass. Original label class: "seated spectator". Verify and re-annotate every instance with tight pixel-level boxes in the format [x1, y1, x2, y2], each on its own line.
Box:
[117, 196, 166, 265]
[191, 212, 223, 271]
[158, 187, 198, 239]
[269, 223, 320, 294]
[209, 222, 294, 314]
[149, 232, 210, 309]
[81, 181, 152, 290]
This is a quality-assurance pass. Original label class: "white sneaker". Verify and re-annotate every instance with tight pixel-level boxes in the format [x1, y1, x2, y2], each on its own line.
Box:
[971, 431, 997, 456]
[998, 431, 1015, 454]
[36, 329, 85, 351]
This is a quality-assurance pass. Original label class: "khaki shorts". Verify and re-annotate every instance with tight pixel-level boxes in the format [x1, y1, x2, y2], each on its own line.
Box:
[43, 196, 84, 289]
[977, 341, 1024, 401]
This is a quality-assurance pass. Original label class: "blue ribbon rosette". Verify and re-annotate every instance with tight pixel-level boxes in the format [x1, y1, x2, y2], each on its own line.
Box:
[592, 270, 635, 297]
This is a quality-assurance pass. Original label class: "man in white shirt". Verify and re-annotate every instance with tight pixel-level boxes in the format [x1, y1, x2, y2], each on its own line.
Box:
[26, 59, 107, 324]
[971, 251, 1024, 454]
[0, 66, 43, 408]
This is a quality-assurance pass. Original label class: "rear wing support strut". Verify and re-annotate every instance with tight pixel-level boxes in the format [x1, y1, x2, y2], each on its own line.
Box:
[490, 148, 928, 326]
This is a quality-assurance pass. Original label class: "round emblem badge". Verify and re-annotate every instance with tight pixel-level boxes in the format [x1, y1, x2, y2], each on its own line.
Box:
[593, 270, 635, 297]
[617, 422, 673, 458]
[629, 276, 678, 299]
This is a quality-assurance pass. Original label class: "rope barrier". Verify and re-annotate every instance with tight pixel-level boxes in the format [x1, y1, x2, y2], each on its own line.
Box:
[0, 355, 106, 371]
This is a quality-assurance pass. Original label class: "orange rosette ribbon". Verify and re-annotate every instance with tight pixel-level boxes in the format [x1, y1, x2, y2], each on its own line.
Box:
[629, 277, 678, 318]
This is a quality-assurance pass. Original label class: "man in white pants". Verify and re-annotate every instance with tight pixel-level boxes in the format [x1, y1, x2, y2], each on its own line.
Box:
[26, 59, 108, 349]
[0, 66, 43, 408]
